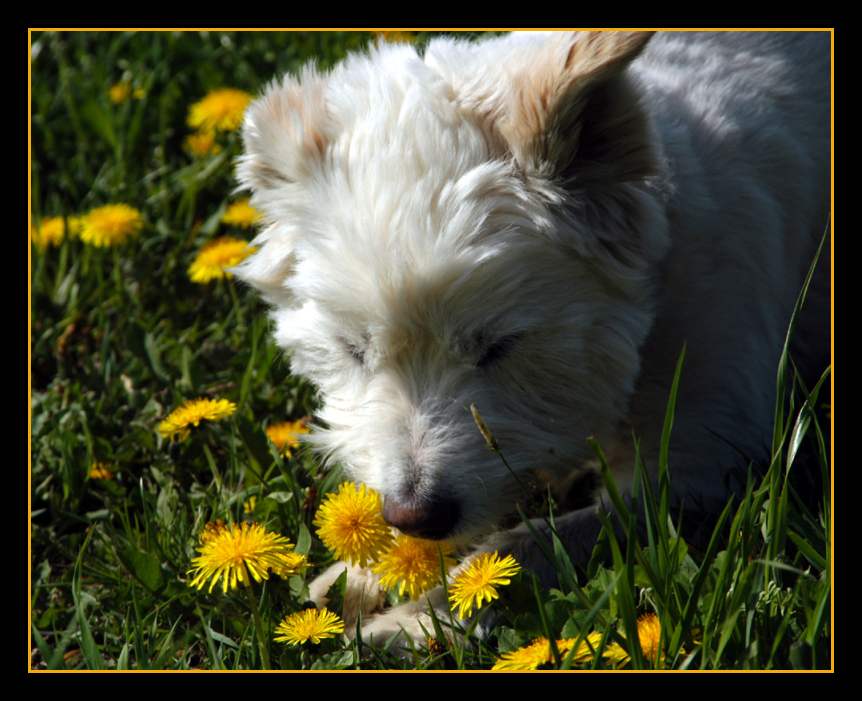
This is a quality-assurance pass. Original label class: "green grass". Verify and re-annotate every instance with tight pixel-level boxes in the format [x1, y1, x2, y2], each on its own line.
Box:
[30, 30, 831, 671]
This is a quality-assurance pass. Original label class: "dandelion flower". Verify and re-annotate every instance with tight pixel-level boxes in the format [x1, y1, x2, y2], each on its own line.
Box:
[31, 216, 67, 249]
[79, 204, 143, 248]
[243, 495, 257, 515]
[201, 519, 228, 544]
[109, 82, 131, 104]
[313, 482, 393, 567]
[184, 130, 221, 157]
[221, 198, 262, 229]
[448, 551, 521, 620]
[270, 551, 308, 578]
[372, 534, 455, 600]
[634, 612, 663, 662]
[187, 521, 298, 594]
[491, 633, 609, 670]
[557, 631, 617, 665]
[88, 462, 114, 480]
[602, 613, 664, 666]
[108, 81, 144, 104]
[158, 397, 237, 442]
[187, 88, 252, 132]
[273, 608, 345, 646]
[492, 638, 555, 671]
[265, 419, 310, 457]
[66, 216, 83, 238]
[188, 236, 256, 284]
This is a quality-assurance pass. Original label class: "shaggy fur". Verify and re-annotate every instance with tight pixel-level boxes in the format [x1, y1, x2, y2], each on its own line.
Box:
[234, 31, 830, 645]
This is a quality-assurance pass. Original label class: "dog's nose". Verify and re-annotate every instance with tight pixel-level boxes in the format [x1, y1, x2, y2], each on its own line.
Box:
[382, 494, 460, 540]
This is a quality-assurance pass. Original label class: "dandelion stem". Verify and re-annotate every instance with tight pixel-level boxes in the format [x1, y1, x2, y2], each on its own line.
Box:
[227, 279, 245, 328]
[245, 585, 271, 670]
[112, 247, 125, 303]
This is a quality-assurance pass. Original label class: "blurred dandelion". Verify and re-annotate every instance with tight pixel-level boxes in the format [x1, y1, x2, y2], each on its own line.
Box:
[265, 419, 310, 458]
[221, 198, 262, 228]
[187, 88, 252, 132]
[157, 397, 236, 441]
[88, 462, 114, 480]
[31, 215, 81, 249]
[184, 130, 221, 157]
[187, 237, 255, 283]
[79, 204, 142, 248]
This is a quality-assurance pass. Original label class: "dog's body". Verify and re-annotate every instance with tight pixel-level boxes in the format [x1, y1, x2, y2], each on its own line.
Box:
[235, 31, 830, 644]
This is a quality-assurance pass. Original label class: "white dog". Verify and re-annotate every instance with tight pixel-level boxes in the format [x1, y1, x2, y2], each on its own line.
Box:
[234, 31, 830, 645]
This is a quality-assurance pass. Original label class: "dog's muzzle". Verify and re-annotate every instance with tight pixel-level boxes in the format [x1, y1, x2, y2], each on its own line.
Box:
[382, 494, 461, 540]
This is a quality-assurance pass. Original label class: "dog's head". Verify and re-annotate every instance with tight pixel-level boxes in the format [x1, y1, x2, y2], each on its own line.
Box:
[234, 31, 669, 542]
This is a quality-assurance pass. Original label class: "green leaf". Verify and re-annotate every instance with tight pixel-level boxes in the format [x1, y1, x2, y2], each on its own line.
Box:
[117, 642, 131, 670]
[265, 490, 294, 504]
[80, 98, 118, 150]
[117, 543, 165, 593]
[322, 567, 348, 613]
[72, 529, 103, 670]
[207, 627, 239, 649]
[144, 332, 169, 381]
[295, 521, 312, 555]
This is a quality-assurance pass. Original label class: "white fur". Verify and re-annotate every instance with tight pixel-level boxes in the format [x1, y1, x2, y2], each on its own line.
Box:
[234, 31, 830, 648]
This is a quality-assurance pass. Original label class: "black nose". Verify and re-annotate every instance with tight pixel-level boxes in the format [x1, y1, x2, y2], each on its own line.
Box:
[382, 494, 461, 540]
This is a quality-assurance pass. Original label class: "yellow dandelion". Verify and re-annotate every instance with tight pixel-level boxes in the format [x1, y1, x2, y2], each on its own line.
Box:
[200, 519, 228, 544]
[187, 521, 297, 594]
[372, 534, 455, 600]
[313, 482, 394, 567]
[221, 198, 262, 229]
[243, 495, 257, 515]
[108, 81, 145, 103]
[79, 204, 143, 248]
[634, 612, 663, 662]
[187, 88, 253, 132]
[557, 631, 616, 665]
[31, 216, 68, 249]
[491, 632, 610, 670]
[184, 130, 221, 157]
[602, 613, 665, 666]
[88, 462, 114, 480]
[273, 608, 345, 646]
[109, 81, 131, 104]
[425, 637, 445, 655]
[157, 397, 237, 442]
[492, 638, 555, 671]
[67, 216, 83, 238]
[448, 551, 521, 620]
[270, 551, 308, 578]
[188, 236, 256, 284]
[265, 419, 310, 457]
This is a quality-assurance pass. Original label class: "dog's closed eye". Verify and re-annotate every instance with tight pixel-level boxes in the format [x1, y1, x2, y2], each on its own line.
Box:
[340, 338, 367, 365]
[476, 333, 522, 369]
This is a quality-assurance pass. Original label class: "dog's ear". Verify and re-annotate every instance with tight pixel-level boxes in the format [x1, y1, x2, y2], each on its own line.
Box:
[445, 31, 655, 178]
[236, 65, 332, 192]
[233, 67, 332, 306]
[230, 225, 297, 307]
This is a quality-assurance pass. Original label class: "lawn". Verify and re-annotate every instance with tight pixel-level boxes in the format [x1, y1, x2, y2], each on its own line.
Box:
[29, 30, 831, 671]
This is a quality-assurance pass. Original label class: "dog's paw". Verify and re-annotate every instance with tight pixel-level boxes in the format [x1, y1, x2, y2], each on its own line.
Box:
[307, 561, 387, 630]
[357, 586, 453, 653]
